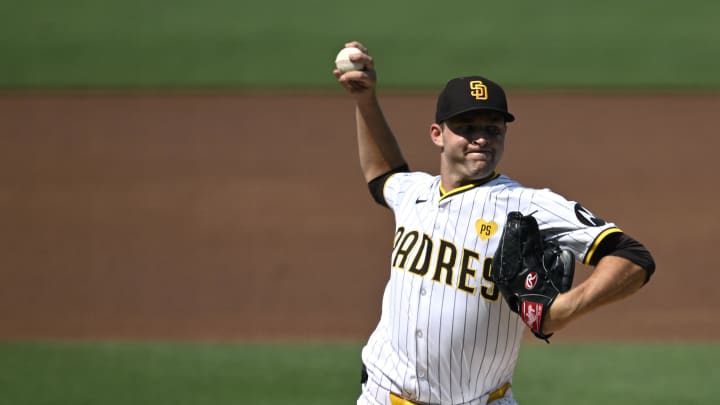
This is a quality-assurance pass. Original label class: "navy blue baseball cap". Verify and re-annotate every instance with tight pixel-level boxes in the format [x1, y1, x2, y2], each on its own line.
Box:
[435, 76, 515, 123]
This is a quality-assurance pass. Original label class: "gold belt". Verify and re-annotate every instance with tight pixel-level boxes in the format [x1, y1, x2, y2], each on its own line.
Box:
[389, 382, 511, 405]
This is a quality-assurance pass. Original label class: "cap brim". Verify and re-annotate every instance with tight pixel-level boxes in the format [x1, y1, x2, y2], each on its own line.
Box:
[437, 106, 515, 123]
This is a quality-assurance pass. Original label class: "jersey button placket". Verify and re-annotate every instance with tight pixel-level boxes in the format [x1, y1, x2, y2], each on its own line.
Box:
[419, 195, 436, 396]
[435, 201, 449, 231]
[434, 211, 443, 230]
[414, 323, 428, 394]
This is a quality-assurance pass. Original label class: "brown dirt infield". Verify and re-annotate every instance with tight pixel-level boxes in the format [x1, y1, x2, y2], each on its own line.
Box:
[1, 91, 718, 342]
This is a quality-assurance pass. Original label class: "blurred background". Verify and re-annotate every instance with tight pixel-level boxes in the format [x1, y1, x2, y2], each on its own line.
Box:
[1, 1, 719, 404]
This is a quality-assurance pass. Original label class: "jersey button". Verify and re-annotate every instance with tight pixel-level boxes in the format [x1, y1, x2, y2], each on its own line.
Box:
[420, 288, 427, 296]
[417, 370, 426, 378]
[416, 330, 423, 338]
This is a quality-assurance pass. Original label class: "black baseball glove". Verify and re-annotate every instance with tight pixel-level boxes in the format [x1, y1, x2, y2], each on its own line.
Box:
[491, 211, 575, 342]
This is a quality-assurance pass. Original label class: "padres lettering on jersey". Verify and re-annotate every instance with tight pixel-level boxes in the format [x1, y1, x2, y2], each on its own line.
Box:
[392, 226, 499, 300]
[361, 172, 619, 404]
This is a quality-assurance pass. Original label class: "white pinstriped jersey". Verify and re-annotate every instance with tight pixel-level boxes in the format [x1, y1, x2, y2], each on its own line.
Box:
[361, 171, 620, 404]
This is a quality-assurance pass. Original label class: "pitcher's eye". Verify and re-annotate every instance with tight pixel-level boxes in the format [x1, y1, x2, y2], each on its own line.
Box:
[455, 125, 473, 135]
[485, 125, 502, 136]
[452, 125, 503, 137]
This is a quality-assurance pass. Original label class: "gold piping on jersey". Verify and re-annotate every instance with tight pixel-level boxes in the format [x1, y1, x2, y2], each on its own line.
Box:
[439, 172, 500, 201]
[583, 227, 623, 265]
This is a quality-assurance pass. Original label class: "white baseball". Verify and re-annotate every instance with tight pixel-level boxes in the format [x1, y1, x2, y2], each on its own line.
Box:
[335, 47, 364, 72]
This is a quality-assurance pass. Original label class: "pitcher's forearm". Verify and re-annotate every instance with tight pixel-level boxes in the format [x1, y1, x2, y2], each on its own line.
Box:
[356, 96, 406, 182]
[544, 256, 647, 333]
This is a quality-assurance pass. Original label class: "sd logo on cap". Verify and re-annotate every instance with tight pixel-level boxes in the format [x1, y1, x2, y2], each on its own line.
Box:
[435, 76, 515, 123]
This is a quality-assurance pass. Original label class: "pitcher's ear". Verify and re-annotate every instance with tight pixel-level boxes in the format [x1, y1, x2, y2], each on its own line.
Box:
[430, 123, 444, 148]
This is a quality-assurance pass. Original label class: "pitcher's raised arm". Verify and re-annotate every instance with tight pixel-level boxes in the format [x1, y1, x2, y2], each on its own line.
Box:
[332, 41, 406, 182]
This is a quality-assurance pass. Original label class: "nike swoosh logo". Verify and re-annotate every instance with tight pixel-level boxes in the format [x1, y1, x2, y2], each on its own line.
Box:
[415, 198, 427, 204]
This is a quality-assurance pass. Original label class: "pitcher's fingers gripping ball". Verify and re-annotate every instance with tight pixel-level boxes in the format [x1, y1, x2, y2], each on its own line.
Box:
[335, 46, 364, 72]
[491, 211, 576, 342]
[332, 43, 375, 93]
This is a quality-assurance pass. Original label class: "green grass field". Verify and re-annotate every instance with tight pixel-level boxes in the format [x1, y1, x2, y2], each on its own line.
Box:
[0, 341, 718, 405]
[1, 0, 719, 89]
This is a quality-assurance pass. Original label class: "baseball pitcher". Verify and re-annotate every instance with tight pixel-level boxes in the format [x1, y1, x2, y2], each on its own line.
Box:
[333, 41, 655, 405]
